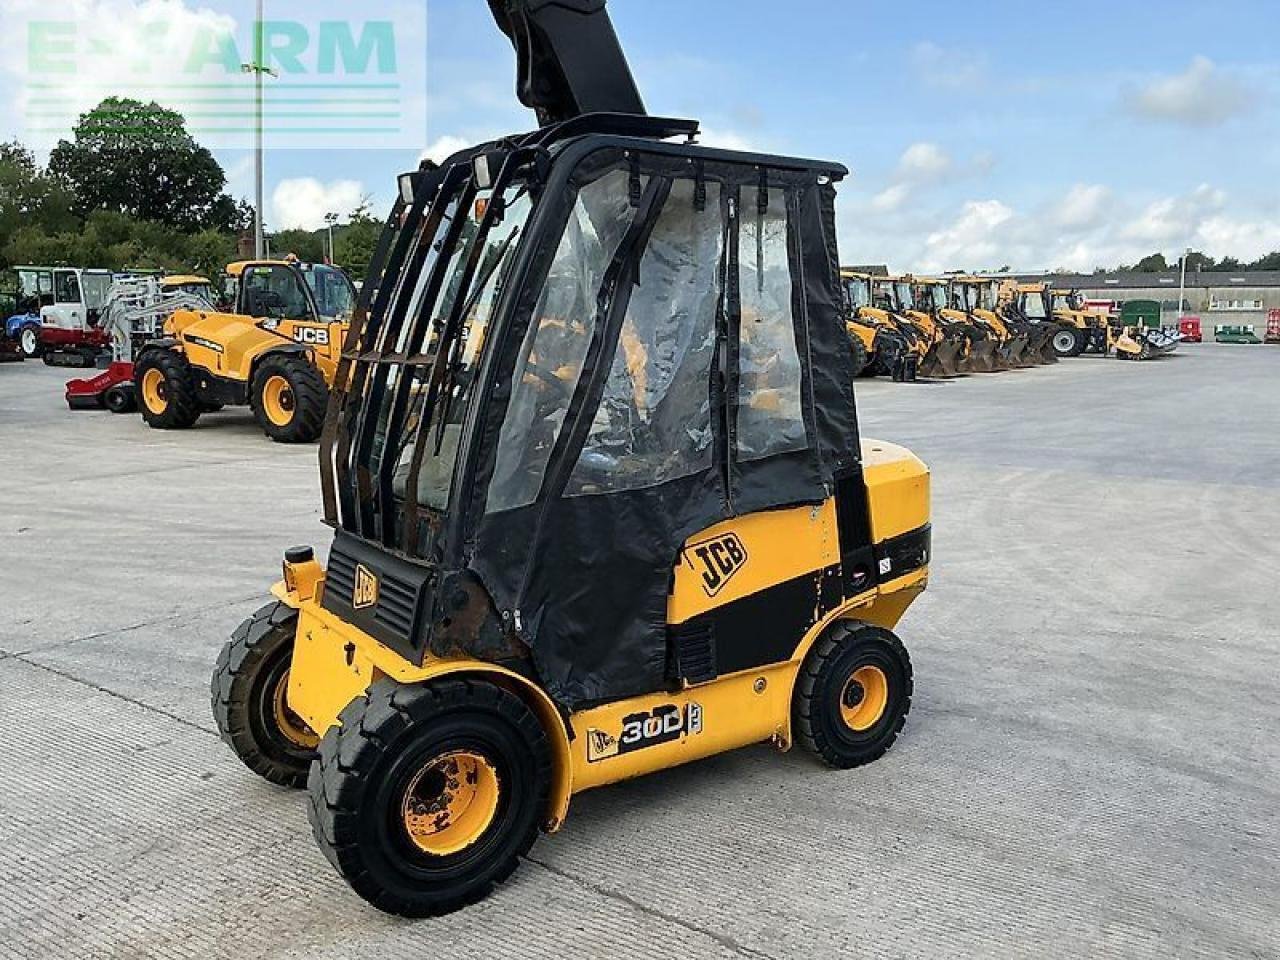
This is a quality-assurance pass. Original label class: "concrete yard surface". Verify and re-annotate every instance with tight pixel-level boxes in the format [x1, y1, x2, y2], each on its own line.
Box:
[1, 345, 1277, 959]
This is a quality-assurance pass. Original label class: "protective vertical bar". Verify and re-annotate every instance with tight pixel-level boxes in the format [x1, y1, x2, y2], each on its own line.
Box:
[347, 169, 459, 539]
[320, 198, 403, 527]
[367, 166, 477, 547]
[718, 183, 741, 513]
[400, 153, 532, 555]
[334, 175, 434, 531]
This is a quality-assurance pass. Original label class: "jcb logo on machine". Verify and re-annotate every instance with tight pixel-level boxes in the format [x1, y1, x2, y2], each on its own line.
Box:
[353, 564, 379, 609]
[292, 326, 330, 346]
[685, 533, 748, 597]
[586, 702, 703, 763]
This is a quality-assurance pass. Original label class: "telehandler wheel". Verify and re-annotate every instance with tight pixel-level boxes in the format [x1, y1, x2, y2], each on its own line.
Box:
[211, 601, 318, 788]
[250, 354, 327, 444]
[308, 677, 551, 918]
[135, 350, 201, 429]
[1052, 327, 1086, 358]
[793, 621, 913, 769]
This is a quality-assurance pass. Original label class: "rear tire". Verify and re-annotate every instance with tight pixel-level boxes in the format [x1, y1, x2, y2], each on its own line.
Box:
[135, 350, 201, 429]
[211, 601, 317, 788]
[1052, 327, 1085, 358]
[794, 621, 913, 769]
[250, 354, 327, 443]
[308, 677, 551, 918]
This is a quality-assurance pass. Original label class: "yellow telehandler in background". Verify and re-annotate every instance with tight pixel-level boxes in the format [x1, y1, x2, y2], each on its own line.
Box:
[134, 260, 356, 442]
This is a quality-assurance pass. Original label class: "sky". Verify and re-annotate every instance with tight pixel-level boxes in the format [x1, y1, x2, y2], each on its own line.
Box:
[4, 0, 1278, 273]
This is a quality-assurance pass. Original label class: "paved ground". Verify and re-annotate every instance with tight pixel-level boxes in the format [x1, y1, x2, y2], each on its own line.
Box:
[1, 345, 1277, 960]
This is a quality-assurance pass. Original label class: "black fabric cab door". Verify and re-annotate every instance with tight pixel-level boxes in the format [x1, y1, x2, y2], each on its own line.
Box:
[469, 152, 855, 710]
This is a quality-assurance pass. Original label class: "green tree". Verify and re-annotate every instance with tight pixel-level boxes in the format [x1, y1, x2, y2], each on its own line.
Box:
[0, 141, 78, 265]
[1132, 252, 1168, 272]
[48, 98, 236, 231]
[271, 228, 325, 264]
[333, 198, 380, 278]
[1183, 251, 1215, 272]
[185, 229, 238, 277]
[1248, 251, 1280, 270]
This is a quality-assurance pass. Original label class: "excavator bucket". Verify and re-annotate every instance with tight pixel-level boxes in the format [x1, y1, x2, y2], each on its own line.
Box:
[959, 326, 999, 373]
[1026, 323, 1061, 364]
[997, 323, 1033, 368]
[918, 328, 965, 378]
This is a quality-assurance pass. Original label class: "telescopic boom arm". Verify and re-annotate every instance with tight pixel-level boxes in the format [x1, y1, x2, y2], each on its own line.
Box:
[487, 0, 646, 125]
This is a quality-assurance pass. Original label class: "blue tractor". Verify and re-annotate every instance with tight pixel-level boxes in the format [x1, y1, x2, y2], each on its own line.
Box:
[4, 267, 52, 359]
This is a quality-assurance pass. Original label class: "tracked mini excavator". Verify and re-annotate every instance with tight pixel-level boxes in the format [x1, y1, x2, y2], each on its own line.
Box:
[211, 0, 931, 917]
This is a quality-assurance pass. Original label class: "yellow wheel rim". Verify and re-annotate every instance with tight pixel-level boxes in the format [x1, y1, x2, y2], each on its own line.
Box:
[140, 367, 168, 414]
[271, 670, 319, 750]
[840, 665, 889, 732]
[401, 751, 500, 857]
[261, 375, 295, 427]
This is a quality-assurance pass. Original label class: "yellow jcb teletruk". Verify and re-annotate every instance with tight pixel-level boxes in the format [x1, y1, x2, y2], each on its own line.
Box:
[134, 259, 356, 442]
[211, 0, 931, 919]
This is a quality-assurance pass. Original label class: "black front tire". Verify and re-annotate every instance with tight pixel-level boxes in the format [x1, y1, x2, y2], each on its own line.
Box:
[211, 601, 317, 788]
[848, 335, 868, 379]
[250, 353, 328, 443]
[103, 384, 136, 414]
[308, 677, 551, 918]
[135, 350, 201, 429]
[794, 621, 913, 769]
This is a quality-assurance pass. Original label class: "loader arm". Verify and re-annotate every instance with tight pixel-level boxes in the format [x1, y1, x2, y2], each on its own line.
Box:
[487, 0, 646, 124]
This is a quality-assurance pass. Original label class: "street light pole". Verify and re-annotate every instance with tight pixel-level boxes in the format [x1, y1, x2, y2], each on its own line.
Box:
[325, 212, 339, 265]
[1177, 245, 1190, 324]
[241, 0, 276, 259]
[253, 0, 264, 258]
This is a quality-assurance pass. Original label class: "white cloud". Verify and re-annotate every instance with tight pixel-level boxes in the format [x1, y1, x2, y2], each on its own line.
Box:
[896, 142, 952, 182]
[3, 0, 238, 146]
[843, 181, 1280, 276]
[1122, 184, 1225, 244]
[1128, 56, 1255, 127]
[1054, 184, 1113, 230]
[420, 135, 476, 165]
[918, 200, 1016, 273]
[871, 183, 911, 213]
[272, 178, 365, 231]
